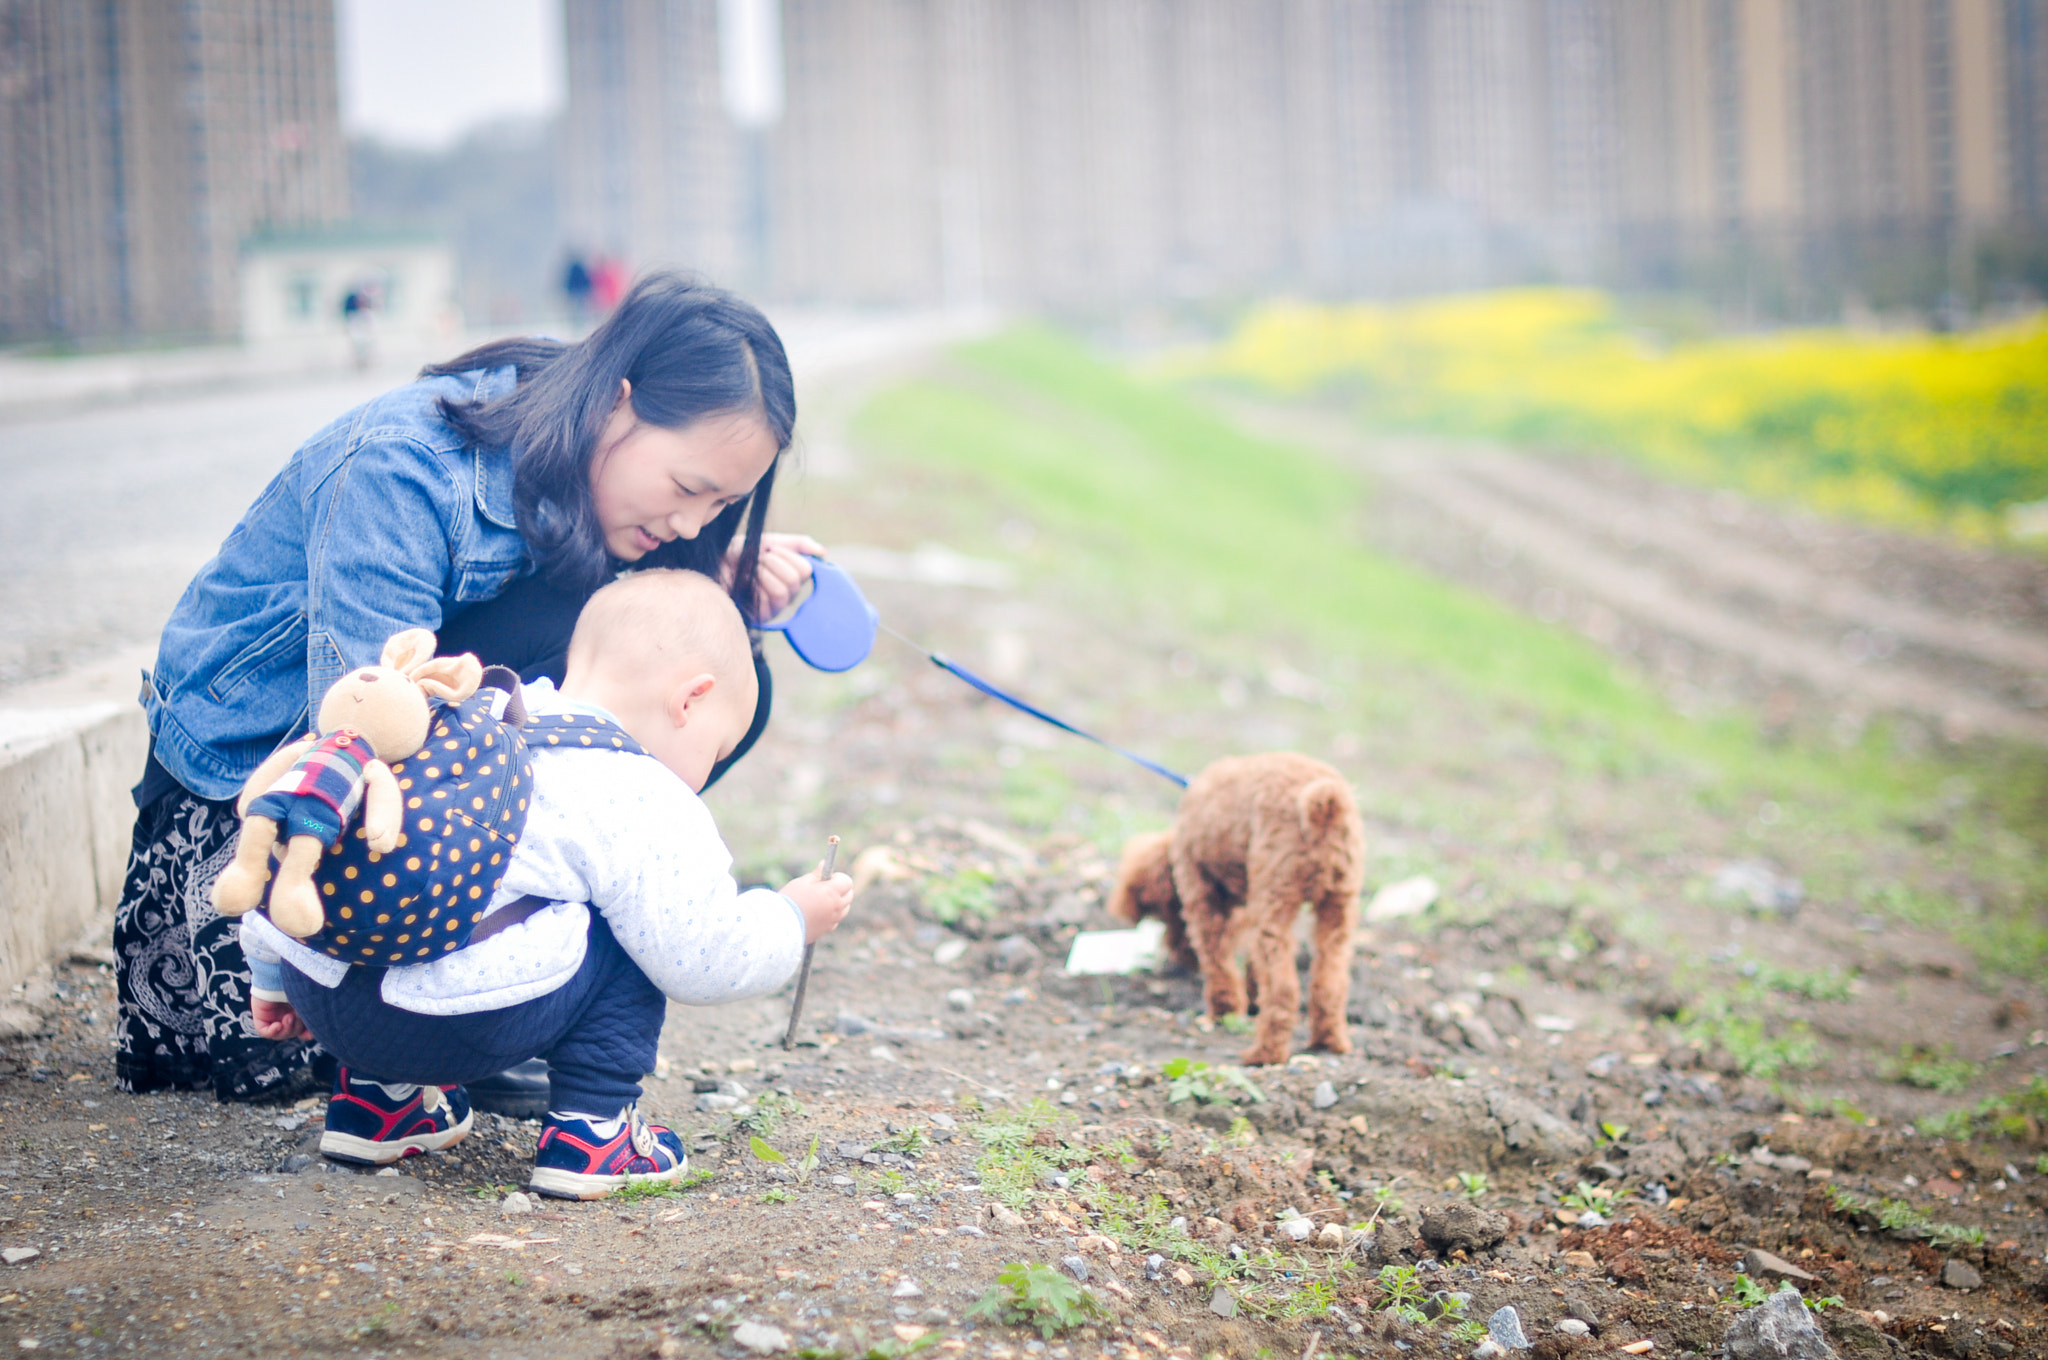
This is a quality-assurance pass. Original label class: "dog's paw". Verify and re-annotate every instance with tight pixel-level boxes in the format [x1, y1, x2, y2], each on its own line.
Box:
[1311, 1030, 1354, 1056]
[1239, 1044, 1291, 1067]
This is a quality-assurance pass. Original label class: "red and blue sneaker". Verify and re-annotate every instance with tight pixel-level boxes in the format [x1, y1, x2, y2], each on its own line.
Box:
[318, 1067, 473, 1165]
[528, 1105, 687, 1200]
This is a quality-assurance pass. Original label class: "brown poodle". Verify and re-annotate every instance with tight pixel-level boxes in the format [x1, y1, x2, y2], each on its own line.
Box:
[1109, 752, 1366, 1066]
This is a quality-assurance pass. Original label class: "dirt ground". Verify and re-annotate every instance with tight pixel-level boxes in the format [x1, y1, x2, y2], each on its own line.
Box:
[2, 359, 2045, 1360]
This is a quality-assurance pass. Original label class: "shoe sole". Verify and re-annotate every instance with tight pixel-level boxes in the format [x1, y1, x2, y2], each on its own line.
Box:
[528, 1157, 688, 1201]
[320, 1112, 474, 1166]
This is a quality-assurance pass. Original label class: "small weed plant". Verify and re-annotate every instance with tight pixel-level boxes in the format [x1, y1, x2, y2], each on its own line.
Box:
[1824, 1184, 1987, 1249]
[1455, 1171, 1490, 1199]
[923, 868, 997, 925]
[969, 1100, 1094, 1209]
[1219, 1013, 1254, 1035]
[609, 1167, 715, 1202]
[750, 1134, 823, 1187]
[735, 1092, 805, 1140]
[1673, 988, 1820, 1078]
[968, 1262, 1107, 1339]
[1163, 1057, 1266, 1105]
[761, 1188, 792, 1204]
[1881, 1045, 1979, 1094]
[877, 1125, 931, 1159]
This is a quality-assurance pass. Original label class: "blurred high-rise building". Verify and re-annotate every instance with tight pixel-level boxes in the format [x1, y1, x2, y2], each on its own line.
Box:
[0, 0, 347, 345]
[562, 0, 2048, 314]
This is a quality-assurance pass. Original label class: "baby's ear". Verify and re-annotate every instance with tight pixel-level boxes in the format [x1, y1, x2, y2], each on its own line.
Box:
[409, 653, 483, 702]
[379, 629, 439, 674]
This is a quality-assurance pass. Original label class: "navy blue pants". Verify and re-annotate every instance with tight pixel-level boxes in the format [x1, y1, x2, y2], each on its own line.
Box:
[283, 914, 665, 1116]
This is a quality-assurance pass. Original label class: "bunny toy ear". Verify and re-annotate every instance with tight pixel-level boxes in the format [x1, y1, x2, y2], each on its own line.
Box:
[408, 652, 483, 702]
[379, 629, 439, 674]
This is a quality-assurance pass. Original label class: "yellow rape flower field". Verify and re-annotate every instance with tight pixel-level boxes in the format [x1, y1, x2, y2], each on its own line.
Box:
[1182, 289, 2048, 543]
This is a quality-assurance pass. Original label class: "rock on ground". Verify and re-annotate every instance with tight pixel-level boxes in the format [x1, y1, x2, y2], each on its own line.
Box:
[1941, 1259, 1983, 1290]
[732, 1320, 790, 1355]
[1722, 1289, 1837, 1360]
[1421, 1201, 1511, 1256]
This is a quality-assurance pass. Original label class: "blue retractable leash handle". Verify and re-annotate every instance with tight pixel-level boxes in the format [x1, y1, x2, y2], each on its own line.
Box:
[762, 557, 1189, 788]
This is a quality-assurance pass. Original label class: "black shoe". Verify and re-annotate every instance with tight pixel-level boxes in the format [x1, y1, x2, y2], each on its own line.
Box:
[465, 1059, 549, 1119]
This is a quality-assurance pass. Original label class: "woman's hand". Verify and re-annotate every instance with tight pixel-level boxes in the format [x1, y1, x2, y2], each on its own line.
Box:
[251, 997, 311, 1041]
[748, 531, 827, 622]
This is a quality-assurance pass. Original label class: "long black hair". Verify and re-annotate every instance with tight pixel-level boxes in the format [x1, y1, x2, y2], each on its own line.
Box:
[422, 272, 796, 617]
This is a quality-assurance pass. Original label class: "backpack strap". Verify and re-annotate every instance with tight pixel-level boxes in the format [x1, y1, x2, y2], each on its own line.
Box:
[478, 665, 529, 728]
[466, 893, 556, 947]
[522, 713, 648, 757]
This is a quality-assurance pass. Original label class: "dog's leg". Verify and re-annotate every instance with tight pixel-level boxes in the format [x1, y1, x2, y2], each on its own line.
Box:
[1239, 899, 1302, 1067]
[1177, 871, 1246, 1020]
[1306, 888, 1357, 1054]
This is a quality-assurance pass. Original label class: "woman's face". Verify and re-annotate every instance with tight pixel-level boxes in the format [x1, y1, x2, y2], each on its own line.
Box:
[588, 382, 779, 561]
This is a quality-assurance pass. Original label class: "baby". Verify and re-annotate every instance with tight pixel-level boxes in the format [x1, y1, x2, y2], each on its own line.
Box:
[243, 568, 852, 1199]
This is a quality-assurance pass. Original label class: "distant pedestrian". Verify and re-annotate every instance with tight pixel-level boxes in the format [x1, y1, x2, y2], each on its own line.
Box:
[562, 254, 593, 326]
[591, 255, 628, 315]
[114, 272, 825, 1103]
[341, 284, 376, 371]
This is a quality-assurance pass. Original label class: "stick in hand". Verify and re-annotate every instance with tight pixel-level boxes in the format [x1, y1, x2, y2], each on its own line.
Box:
[781, 835, 838, 1051]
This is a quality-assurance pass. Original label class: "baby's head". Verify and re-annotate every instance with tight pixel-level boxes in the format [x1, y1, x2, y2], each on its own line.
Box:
[561, 568, 758, 790]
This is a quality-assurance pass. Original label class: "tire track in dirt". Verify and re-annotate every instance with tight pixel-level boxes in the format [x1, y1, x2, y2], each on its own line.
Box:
[1219, 399, 2048, 747]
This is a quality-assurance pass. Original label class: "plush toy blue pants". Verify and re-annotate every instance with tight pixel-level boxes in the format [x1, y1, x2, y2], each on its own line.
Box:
[281, 914, 664, 1116]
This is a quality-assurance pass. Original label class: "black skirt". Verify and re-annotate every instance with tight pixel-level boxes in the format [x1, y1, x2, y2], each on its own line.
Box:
[113, 785, 330, 1101]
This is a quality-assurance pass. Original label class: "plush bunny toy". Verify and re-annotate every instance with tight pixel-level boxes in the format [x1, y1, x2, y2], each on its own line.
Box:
[210, 629, 483, 938]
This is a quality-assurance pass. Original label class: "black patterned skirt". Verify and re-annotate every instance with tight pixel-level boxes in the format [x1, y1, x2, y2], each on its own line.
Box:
[112, 787, 331, 1102]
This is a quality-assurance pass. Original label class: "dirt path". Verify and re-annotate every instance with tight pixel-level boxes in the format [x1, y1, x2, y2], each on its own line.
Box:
[0, 361, 2044, 1360]
[1216, 398, 2048, 748]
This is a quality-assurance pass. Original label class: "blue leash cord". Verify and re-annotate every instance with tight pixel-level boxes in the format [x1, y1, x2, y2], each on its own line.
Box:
[878, 624, 1190, 788]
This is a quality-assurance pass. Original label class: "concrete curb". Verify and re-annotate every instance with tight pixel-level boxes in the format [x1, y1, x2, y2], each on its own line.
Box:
[0, 704, 147, 995]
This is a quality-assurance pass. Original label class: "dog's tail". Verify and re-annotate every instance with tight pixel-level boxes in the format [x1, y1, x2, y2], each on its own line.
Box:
[1297, 777, 1355, 834]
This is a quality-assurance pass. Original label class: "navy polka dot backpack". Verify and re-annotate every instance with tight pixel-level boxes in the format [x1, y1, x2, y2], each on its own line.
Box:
[299, 666, 644, 967]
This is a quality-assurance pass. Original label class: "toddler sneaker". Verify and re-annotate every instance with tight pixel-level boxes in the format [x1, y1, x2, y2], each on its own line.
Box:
[528, 1105, 687, 1200]
[319, 1067, 474, 1165]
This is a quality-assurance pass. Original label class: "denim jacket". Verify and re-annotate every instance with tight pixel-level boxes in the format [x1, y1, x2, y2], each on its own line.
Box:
[146, 366, 528, 801]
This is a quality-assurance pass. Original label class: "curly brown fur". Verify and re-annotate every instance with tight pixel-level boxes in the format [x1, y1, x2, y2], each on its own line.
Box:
[1110, 752, 1366, 1065]
[1107, 831, 1196, 970]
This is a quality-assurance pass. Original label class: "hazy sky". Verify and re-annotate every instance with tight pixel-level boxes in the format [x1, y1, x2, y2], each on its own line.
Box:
[338, 0, 564, 150]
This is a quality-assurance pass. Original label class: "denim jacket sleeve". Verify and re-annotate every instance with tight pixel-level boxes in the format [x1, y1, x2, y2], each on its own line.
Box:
[302, 430, 469, 713]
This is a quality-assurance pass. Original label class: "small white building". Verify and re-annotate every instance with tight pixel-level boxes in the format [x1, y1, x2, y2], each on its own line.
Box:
[239, 229, 460, 346]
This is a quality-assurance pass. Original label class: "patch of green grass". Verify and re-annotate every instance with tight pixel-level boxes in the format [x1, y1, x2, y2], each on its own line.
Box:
[1741, 959, 1856, 1002]
[968, 1100, 1094, 1209]
[1881, 1044, 1980, 1093]
[1671, 987, 1821, 1078]
[967, 1262, 1108, 1338]
[921, 867, 997, 926]
[609, 1167, 714, 1202]
[1455, 1171, 1490, 1200]
[1823, 1184, 1987, 1249]
[850, 327, 2048, 974]
[876, 1125, 931, 1159]
[1163, 1057, 1266, 1105]
[735, 1092, 805, 1140]
[1911, 1075, 2048, 1142]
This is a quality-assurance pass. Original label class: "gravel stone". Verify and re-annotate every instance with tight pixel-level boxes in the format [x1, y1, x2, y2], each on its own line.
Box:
[1941, 1259, 1983, 1290]
[1208, 1286, 1238, 1318]
[1486, 1304, 1530, 1350]
[1280, 1217, 1314, 1241]
[1556, 1319, 1591, 1337]
[989, 936, 1044, 973]
[1722, 1288, 1836, 1360]
[1742, 1248, 1819, 1283]
[1312, 1080, 1338, 1109]
[732, 1321, 791, 1354]
[500, 1191, 534, 1216]
[1059, 1254, 1089, 1282]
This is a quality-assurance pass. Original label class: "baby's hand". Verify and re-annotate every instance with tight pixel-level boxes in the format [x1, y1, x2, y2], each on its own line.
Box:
[783, 866, 853, 944]
[251, 996, 311, 1041]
